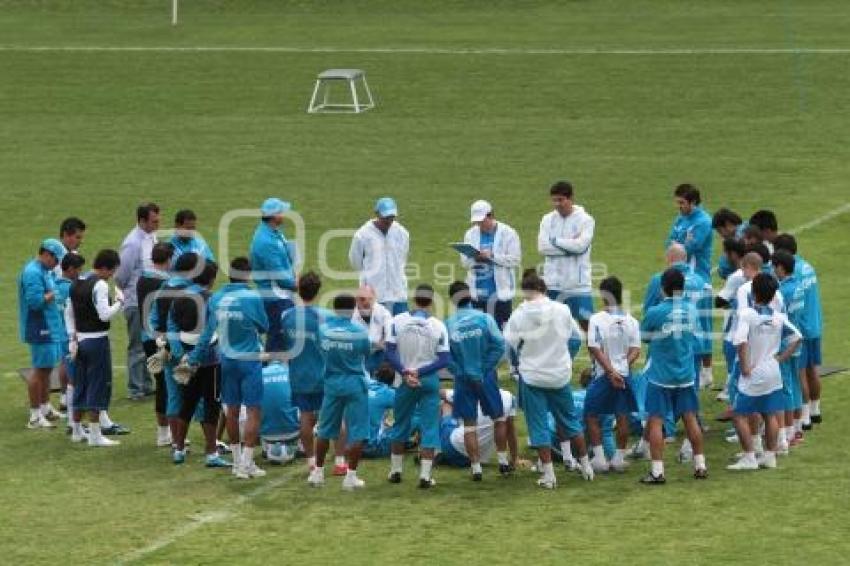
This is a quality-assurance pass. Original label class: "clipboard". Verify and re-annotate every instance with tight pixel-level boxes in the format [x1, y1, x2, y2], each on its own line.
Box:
[450, 242, 479, 258]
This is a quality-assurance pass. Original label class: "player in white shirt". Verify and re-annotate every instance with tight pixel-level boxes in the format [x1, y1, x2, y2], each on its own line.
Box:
[584, 276, 641, 473]
[536, 181, 596, 330]
[728, 273, 801, 471]
[504, 270, 593, 489]
[385, 285, 452, 488]
[437, 389, 519, 470]
[348, 197, 410, 316]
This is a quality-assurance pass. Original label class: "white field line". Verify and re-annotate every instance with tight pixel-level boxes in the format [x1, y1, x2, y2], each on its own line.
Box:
[789, 202, 850, 235]
[117, 465, 303, 564]
[2, 45, 850, 55]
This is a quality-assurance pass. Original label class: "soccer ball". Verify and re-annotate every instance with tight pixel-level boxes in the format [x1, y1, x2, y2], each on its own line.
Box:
[266, 442, 295, 465]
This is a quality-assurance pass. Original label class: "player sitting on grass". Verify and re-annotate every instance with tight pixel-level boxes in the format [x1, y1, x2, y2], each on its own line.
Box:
[66, 250, 125, 446]
[386, 284, 452, 489]
[505, 269, 593, 489]
[728, 273, 801, 471]
[445, 280, 511, 481]
[362, 363, 397, 459]
[639, 268, 707, 484]
[585, 276, 641, 473]
[436, 388, 519, 473]
[309, 293, 371, 491]
[260, 361, 300, 465]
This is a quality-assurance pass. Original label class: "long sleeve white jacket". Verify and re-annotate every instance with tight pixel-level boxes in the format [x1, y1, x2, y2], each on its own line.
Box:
[537, 205, 595, 295]
[460, 221, 521, 302]
[349, 221, 410, 304]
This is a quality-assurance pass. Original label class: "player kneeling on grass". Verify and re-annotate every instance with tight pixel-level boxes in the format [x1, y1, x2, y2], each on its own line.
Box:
[445, 280, 511, 480]
[437, 388, 518, 472]
[640, 268, 707, 484]
[260, 361, 300, 465]
[385, 284, 452, 489]
[585, 276, 641, 473]
[66, 250, 125, 446]
[504, 269, 593, 489]
[728, 273, 802, 471]
[308, 293, 371, 490]
[191, 257, 269, 479]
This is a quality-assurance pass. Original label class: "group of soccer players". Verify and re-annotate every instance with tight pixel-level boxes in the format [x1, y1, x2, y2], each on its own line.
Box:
[17, 181, 825, 489]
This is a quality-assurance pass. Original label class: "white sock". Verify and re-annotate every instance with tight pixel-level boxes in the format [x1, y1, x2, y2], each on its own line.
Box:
[231, 444, 242, 467]
[637, 438, 648, 453]
[419, 458, 433, 480]
[542, 461, 555, 482]
[764, 450, 775, 460]
[681, 438, 692, 453]
[60, 393, 67, 406]
[345, 469, 358, 480]
[560, 440, 571, 459]
[334, 455, 346, 467]
[785, 426, 795, 442]
[801, 404, 811, 425]
[157, 425, 170, 438]
[89, 423, 102, 441]
[71, 421, 83, 435]
[40, 403, 50, 416]
[579, 455, 590, 469]
[810, 399, 821, 416]
[753, 435, 764, 454]
[794, 419, 802, 433]
[307, 456, 317, 470]
[390, 454, 403, 474]
[242, 445, 255, 467]
[66, 385, 74, 418]
[694, 454, 706, 470]
[497, 452, 509, 466]
[591, 445, 604, 460]
[99, 411, 114, 428]
[613, 449, 627, 464]
[29, 408, 40, 421]
[744, 451, 756, 462]
[651, 460, 664, 477]
[471, 462, 482, 474]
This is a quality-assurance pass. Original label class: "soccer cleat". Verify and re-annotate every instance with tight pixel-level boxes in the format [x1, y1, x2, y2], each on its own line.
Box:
[716, 390, 730, 402]
[471, 472, 483, 482]
[563, 456, 579, 472]
[499, 463, 515, 476]
[245, 462, 266, 478]
[726, 456, 758, 471]
[610, 459, 630, 473]
[102, 424, 131, 436]
[811, 414, 822, 424]
[89, 435, 120, 447]
[27, 415, 55, 429]
[205, 454, 232, 468]
[156, 433, 173, 448]
[387, 471, 402, 484]
[536, 477, 557, 490]
[639, 472, 666, 485]
[678, 448, 694, 464]
[580, 462, 595, 482]
[43, 406, 65, 421]
[70, 431, 89, 443]
[172, 449, 186, 464]
[757, 454, 777, 469]
[418, 477, 436, 489]
[307, 468, 325, 487]
[333, 463, 349, 476]
[342, 475, 365, 491]
[802, 422, 813, 431]
[627, 442, 649, 461]
[216, 440, 231, 454]
[591, 458, 609, 473]
[693, 468, 709, 480]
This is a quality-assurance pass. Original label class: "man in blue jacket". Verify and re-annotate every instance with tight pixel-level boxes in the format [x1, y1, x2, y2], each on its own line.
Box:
[666, 183, 713, 282]
[18, 239, 66, 429]
[250, 197, 297, 353]
[445, 280, 510, 480]
[308, 293, 372, 491]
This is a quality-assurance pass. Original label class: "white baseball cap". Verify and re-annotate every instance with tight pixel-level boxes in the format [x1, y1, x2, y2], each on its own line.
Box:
[470, 200, 492, 222]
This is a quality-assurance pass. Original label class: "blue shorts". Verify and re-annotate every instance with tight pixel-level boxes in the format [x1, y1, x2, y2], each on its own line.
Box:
[263, 298, 294, 354]
[221, 358, 263, 408]
[438, 416, 470, 467]
[645, 382, 699, 419]
[780, 357, 800, 412]
[292, 391, 324, 413]
[584, 374, 638, 417]
[520, 379, 583, 448]
[389, 375, 441, 450]
[453, 375, 504, 422]
[317, 386, 369, 445]
[73, 337, 113, 412]
[30, 342, 61, 369]
[723, 340, 737, 379]
[546, 291, 593, 322]
[733, 389, 785, 415]
[799, 337, 822, 369]
[164, 366, 183, 417]
[728, 359, 741, 406]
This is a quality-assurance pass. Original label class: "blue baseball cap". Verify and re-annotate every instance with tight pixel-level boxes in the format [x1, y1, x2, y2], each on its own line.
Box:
[260, 197, 291, 217]
[375, 197, 398, 218]
[40, 238, 66, 261]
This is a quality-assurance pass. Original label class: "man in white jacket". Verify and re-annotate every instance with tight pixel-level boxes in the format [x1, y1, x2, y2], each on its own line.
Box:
[537, 181, 595, 330]
[459, 200, 521, 329]
[349, 197, 410, 315]
[504, 269, 593, 489]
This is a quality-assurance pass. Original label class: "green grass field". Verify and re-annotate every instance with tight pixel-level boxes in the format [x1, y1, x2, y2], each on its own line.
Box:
[2, 1, 849, 564]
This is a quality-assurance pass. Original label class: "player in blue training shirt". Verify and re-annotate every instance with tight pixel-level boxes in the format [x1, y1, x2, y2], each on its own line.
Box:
[639, 268, 707, 484]
[773, 233, 823, 428]
[170, 209, 215, 263]
[281, 271, 334, 473]
[260, 361, 301, 465]
[308, 293, 372, 491]
[444, 281, 510, 480]
[712, 208, 747, 280]
[666, 183, 713, 282]
[362, 364, 397, 459]
[773, 251, 805, 453]
[386, 284, 452, 489]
